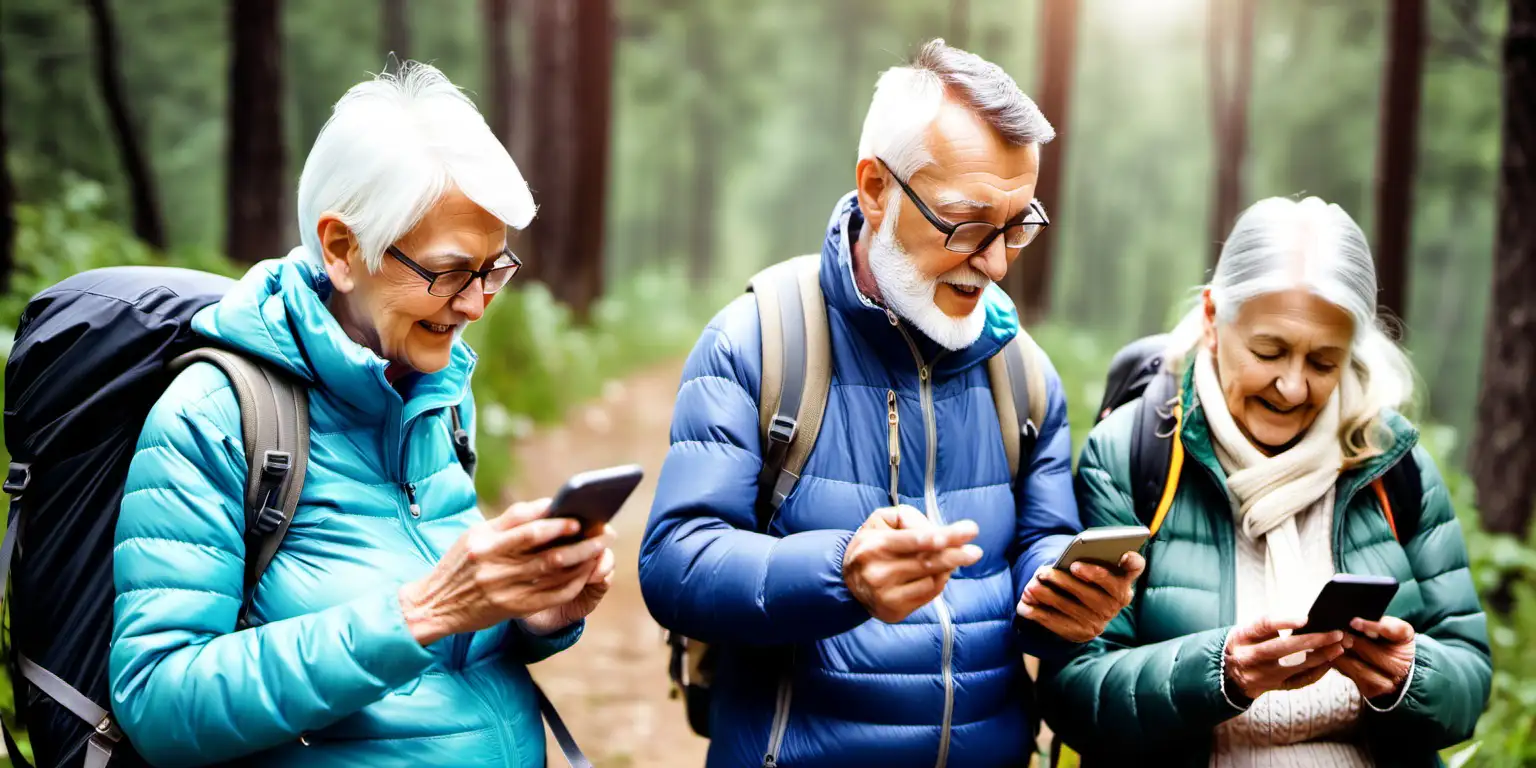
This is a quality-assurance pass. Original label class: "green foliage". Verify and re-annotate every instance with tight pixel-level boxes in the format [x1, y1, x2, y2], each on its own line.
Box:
[1439, 466, 1536, 766]
[464, 264, 729, 502]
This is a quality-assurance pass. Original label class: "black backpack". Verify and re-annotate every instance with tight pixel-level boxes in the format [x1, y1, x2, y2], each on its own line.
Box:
[1091, 334, 1423, 543]
[0, 266, 486, 768]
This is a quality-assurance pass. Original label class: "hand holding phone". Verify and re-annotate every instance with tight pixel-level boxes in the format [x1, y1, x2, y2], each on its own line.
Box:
[1017, 526, 1149, 643]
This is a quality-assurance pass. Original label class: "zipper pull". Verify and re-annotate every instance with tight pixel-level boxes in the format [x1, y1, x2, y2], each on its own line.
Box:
[404, 483, 421, 518]
[887, 390, 901, 506]
[885, 308, 900, 326]
[919, 366, 930, 382]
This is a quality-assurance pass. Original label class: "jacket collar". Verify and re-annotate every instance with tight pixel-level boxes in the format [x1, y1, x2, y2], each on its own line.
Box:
[192, 250, 475, 424]
[818, 191, 1020, 378]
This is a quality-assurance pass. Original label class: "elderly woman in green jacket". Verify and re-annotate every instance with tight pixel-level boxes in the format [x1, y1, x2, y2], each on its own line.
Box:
[1039, 196, 1491, 766]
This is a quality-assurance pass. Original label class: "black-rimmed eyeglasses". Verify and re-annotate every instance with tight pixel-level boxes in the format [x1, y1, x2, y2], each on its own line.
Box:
[878, 157, 1050, 254]
[386, 245, 522, 298]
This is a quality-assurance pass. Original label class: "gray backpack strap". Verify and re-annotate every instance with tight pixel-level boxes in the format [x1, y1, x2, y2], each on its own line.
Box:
[17, 654, 122, 767]
[747, 254, 831, 530]
[171, 348, 309, 628]
[987, 330, 1048, 487]
[449, 401, 477, 476]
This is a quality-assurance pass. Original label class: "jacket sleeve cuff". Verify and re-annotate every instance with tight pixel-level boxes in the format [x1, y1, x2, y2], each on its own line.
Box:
[1364, 638, 1417, 713]
[1172, 627, 1252, 727]
[763, 529, 870, 637]
[511, 620, 585, 664]
[1218, 628, 1254, 711]
[349, 588, 438, 687]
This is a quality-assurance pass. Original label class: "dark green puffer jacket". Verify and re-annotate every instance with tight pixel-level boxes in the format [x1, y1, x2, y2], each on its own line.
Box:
[1038, 377, 1492, 767]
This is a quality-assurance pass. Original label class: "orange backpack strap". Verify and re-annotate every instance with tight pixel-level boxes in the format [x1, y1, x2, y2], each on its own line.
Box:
[1147, 401, 1184, 536]
[1370, 478, 1398, 541]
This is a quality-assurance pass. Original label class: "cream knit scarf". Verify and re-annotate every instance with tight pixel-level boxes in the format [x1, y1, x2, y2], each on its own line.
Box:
[1193, 348, 1343, 618]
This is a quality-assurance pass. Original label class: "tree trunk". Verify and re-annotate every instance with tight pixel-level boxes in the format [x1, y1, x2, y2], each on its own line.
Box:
[1373, 0, 1426, 330]
[686, 12, 717, 286]
[1207, 0, 1256, 268]
[1472, 0, 1536, 540]
[227, 0, 287, 265]
[523, 0, 613, 321]
[383, 0, 410, 61]
[568, 0, 615, 315]
[85, 0, 166, 250]
[949, 0, 970, 49]
[484, 0, 514, 146]
[1012, 0, 1079, 325]
[0, 42, 14, 294]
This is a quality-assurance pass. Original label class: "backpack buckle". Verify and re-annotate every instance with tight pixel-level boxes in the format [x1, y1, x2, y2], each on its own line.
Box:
[95, 714, 123, 742]
[767, 415, 797, 446]
[3, 463, 29, 496]
[261, 451, 292, 482]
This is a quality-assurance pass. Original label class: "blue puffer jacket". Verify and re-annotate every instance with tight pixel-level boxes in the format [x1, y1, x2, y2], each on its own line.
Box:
[640, 193, 1082, 768]
[110, 254, 580, 768]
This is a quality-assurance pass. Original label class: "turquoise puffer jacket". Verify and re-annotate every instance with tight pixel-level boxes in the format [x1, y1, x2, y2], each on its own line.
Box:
[110, 254, 580, 767]
[1038, 370, 1492, 767]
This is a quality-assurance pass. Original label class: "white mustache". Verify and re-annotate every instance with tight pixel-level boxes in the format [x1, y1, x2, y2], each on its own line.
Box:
[938, 269, 991, 289]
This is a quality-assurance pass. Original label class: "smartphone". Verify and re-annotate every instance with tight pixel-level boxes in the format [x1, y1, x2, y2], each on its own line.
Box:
[543, 464, 645, 548]
[1051, 525, 1151, 572]
[1297, 574, 1399, 635]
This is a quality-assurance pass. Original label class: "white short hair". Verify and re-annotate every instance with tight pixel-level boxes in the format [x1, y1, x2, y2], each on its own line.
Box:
[297, 61, 535, 271]
[857, 39, 1054, 182]
[1168, 196, 1416, 461]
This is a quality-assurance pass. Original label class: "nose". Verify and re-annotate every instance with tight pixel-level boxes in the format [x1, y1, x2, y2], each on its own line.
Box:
[452, 278, 486, 322]
[969, 236, 1009, 283]
[1273, 363, 1307, 405]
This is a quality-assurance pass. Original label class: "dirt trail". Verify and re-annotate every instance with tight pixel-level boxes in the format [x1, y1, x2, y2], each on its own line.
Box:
[505, 359, 710, 768]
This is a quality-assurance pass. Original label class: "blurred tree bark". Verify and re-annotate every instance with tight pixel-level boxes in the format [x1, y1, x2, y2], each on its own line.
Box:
[383, 0, 410, 61]
[1207, 0, 1256, 268]
[85, 0, 166, 250]
[227, 0, 286, 265]
[1374, 0, 1425, 331]
[686, 10, 718, 287]
[1012, 0, 1078, 325]
[0, 41, 13, 293]
[484, 0, 515, 146]
[1473, 0, 1536, 540]
[524, 0, 614, 321]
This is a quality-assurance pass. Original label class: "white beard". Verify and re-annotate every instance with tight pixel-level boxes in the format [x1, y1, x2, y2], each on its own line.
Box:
[867, 201, 990, 351]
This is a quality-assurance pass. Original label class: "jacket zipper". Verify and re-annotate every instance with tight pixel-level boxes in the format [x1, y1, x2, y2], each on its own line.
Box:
[888, 310, 956, 768]
[762, 649, 796, 768]
[887, 390, 901, 506]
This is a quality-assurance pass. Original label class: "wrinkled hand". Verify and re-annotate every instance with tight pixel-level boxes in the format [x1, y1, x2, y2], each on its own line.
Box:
[1016, 553, 1145, 643]
[520, 526, 617, 636]
[843, 505, 982, 624]
[1223, 616, 1349, 702]
[1332, 616, 1415, 700]
[398, 499, 614, 646]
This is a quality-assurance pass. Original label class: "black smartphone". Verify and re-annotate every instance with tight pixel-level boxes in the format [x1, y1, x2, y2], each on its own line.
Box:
[543, 464, 644, 548]
[1297, 574, 1399, 635]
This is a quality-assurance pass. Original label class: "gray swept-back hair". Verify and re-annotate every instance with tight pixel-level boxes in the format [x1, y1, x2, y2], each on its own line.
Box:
[1167, 196, 1416, 463]
[297, 61, 535, 272]
[857, 38, 1054, 182]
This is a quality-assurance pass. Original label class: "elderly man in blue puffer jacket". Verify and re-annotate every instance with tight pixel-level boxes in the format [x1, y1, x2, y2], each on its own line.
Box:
[640, 40, 1144, 768]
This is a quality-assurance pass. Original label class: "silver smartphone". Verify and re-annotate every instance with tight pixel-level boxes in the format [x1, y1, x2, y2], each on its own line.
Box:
[1051, 525, 1152, 572]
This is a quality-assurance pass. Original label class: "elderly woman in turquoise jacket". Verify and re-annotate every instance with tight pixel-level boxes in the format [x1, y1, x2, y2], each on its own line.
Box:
[108, 63, 614, 767]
